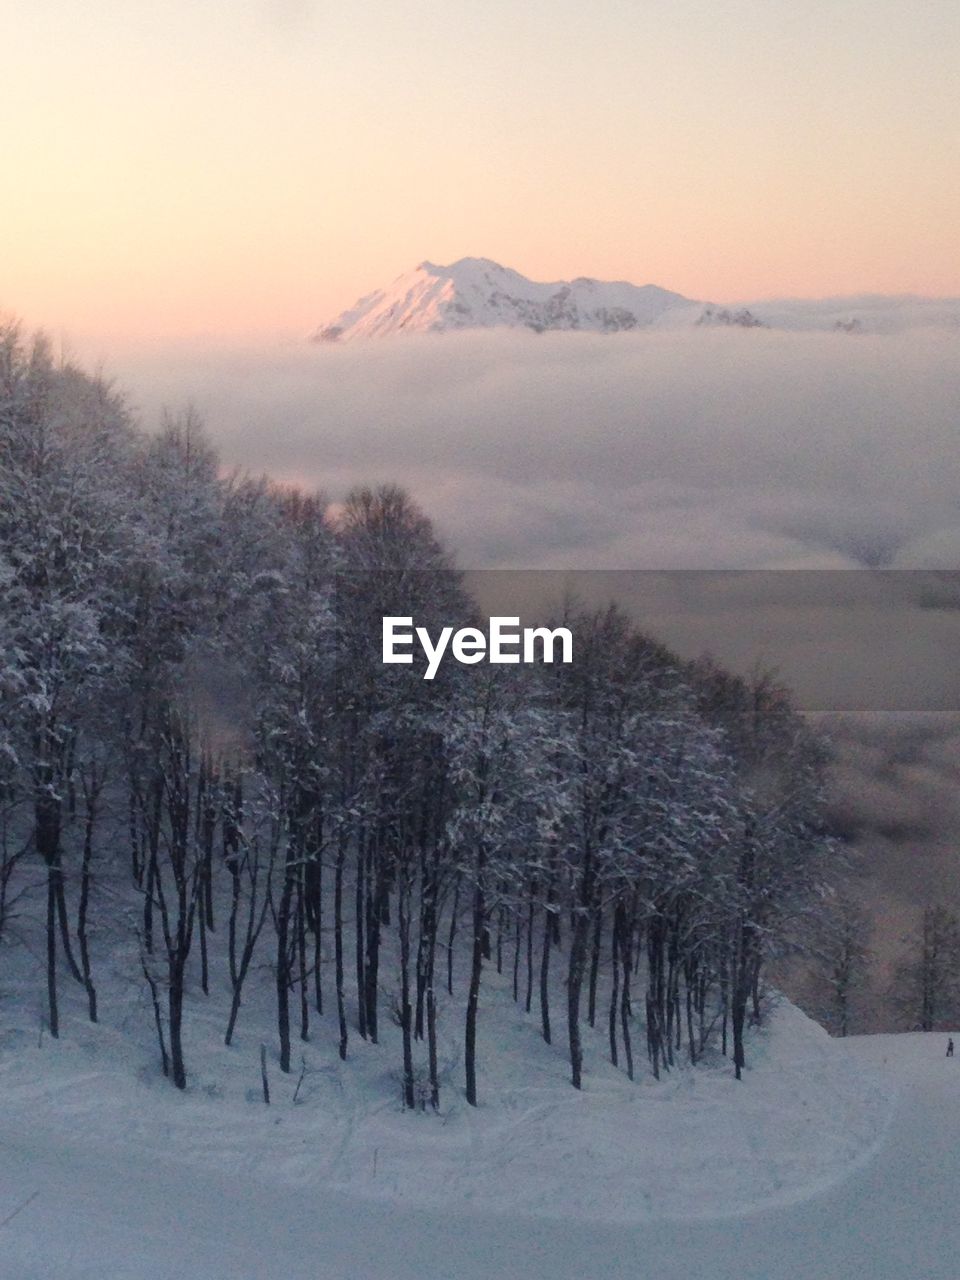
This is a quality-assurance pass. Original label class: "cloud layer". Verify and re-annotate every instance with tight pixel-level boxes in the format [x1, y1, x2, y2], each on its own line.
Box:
[113, 327, 960, 572]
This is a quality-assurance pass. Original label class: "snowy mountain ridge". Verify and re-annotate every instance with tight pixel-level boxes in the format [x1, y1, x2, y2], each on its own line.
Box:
[311, 258, 702, 340]
[311, 258, 960, 341]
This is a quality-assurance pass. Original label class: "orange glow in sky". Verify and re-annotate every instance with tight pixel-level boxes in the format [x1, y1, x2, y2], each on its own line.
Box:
[4, 0, 959, 345]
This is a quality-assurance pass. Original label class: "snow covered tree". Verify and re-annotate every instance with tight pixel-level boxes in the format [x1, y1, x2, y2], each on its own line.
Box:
[253, 491, 337, 1072]
[894, 905, 960, 1032]
[0, 323, 136, 1035]
[691, 662, 832, 1078]
[334, 484, 467, 1053]
[0, 321, 846, 1111]
[809, 891, 871, 1036]
[443, 661, 569, 1106]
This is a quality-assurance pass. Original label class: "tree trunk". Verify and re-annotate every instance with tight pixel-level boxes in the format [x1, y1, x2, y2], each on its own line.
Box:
[363, 846, 382, 1044]
[609, 904, 621, 1067]
[334, 837, 348, 1061]
[399, 878, 415, 1109]
[169, 960, 187, 1090]
[539, 905, 552, 1045]
[447, 879, 459, 995]
[275, 855, 295, 1073]
[77, 792, 98, 1023]
[512, 913, 522, 1003]
[567, 912, 589, 1089]
[355, 828, 367, 1039]
[464, 863, 485, 1107]
[524, 891, 535, 1013]
[198, 897, 209, 996]
[587, 907, 602, 1028]
[297, 881, 310, 1042]
[620, 905, 635, 1081]
[46, 870, 58, 1039]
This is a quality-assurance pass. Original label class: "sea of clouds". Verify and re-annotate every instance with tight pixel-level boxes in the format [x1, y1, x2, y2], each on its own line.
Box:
[110, 327, 960, 572]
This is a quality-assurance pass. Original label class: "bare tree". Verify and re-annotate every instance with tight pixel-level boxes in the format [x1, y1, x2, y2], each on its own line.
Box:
[893, 905, 960, 1032]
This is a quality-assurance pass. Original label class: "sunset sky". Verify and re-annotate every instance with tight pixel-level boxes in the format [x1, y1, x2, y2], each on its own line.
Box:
[4, 0, 959, 344]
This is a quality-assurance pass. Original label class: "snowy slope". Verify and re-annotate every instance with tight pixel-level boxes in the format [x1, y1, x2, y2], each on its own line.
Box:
[0, 1032, 952, 1280]
[310, 258, 701, 340]
[0, 988, 890, 1228]
[311, 259, 960, 340]
[0, 870, 898, 1280]
[0, 857, 907, 1279]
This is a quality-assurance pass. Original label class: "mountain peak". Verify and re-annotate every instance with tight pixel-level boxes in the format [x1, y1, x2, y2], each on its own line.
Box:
[311, 260, 699, 341]
[310, 264, 960, 342]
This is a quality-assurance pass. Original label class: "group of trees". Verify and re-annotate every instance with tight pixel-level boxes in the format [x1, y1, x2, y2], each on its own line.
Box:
[892, 905, 960, 1033]
[1, 321, 838, 1107]
[794, 880, 960, 1038]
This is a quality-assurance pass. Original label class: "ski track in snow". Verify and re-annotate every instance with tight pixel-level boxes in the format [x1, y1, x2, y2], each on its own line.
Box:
[1, 1032, 959, 1278]
[0, 899, 914, 1278]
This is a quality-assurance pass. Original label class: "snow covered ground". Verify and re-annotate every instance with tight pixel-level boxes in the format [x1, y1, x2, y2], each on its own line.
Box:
[3, 1027, 959, 1279]
[0, 901, 913, 1280]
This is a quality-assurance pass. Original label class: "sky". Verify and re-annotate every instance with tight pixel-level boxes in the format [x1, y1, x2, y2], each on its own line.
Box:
[3, 0, 960, 345]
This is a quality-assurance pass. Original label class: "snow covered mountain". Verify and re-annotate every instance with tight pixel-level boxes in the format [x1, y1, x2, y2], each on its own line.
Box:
[312, 258, 960, 341]
[311, 258, 702, 340]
